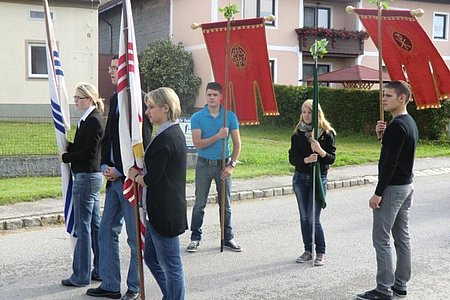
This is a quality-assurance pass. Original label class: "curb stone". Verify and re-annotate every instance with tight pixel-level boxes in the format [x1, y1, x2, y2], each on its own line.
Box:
[1, 176, 374, 232]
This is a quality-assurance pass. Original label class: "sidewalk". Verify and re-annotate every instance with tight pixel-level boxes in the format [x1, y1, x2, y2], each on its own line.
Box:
[2, 157, 450, 231]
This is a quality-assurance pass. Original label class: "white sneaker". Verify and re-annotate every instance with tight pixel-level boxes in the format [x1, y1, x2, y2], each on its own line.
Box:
[314, 253, 325, 266]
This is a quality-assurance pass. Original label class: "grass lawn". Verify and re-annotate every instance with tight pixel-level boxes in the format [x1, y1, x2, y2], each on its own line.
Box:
[1, 125, 450, 205]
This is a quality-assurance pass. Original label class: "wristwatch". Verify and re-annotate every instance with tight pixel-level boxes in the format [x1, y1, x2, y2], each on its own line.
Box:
[228, 160, 237, 168]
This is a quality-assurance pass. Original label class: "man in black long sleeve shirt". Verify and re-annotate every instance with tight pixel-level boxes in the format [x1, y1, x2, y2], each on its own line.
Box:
[357, 81, 418, 300]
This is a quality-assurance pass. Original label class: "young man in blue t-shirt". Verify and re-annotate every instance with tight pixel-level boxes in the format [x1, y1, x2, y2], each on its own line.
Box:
[187, 82, 242, 252]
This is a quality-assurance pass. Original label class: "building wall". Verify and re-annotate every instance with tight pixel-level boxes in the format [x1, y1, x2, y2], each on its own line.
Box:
[0, 1, 98, 118]
[172, 0, 303, 107]
[98, 0, 170, 55]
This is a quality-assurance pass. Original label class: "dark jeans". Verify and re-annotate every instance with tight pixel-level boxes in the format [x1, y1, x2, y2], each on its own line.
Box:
[292, 171, 327, 254]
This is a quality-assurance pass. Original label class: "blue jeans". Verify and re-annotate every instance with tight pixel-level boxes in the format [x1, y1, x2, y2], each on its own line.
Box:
[190, 160, 234, 241]
[373, 184, 413, 296]
[69, 172, 103, 286]
[292, 171, 327, 254]
[98, 179, 140, 293]
[91, 197, 101, 279]
[144, 221, 185, 300]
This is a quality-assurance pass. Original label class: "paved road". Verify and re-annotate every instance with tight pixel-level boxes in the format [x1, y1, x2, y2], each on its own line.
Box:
[0, 173, 449, 299]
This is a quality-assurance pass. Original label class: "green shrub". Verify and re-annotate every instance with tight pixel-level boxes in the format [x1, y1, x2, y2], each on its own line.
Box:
[258, 85, 450, 140]
[140, 40, 202, 114]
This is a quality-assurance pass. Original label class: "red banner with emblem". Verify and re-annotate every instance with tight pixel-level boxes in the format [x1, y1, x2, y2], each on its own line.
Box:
[201, 17, 279, 124]
[354, 8, 450, 109]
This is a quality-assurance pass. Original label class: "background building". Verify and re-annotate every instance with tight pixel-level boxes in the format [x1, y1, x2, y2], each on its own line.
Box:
[0, 0, 100, 119]
[98, 0, 448, 108]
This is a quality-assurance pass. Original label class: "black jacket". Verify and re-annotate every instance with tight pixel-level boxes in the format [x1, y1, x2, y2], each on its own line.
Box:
[63, 109, 103, 173]
[101, 93, 153, 182]
[289, 129, 336, 175]
[143, 124, 188, 237]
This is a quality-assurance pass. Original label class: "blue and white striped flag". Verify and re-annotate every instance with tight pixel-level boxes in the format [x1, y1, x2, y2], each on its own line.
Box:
[43, 0, 76, 250]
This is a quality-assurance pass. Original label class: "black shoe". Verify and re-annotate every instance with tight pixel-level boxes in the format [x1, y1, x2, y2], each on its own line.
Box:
[391, 286, 407, 298]
[86, 287, 121, 299]
[224, 239, 242, 252]
[356, 289, 392, 300]
[91, 275, 102, 281]
[61, 279, 76, 287]
[121, 290, 140, 300]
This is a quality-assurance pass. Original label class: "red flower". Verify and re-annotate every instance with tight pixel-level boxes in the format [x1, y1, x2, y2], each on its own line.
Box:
[296, 27, 369, 40]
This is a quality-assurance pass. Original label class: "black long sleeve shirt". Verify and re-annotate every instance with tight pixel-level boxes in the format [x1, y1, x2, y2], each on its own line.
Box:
[375, 114, 418, 196]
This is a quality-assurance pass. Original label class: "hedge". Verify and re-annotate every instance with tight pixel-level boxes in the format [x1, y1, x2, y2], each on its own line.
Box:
[257, 85, 450, 140]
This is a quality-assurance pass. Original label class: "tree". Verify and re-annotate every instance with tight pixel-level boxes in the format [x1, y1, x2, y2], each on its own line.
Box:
[140, 39, 202, 114]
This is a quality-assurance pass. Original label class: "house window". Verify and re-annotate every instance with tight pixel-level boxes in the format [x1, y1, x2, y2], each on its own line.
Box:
[28, 42, 48, 79]
[433, 13, 448, 40]
[269, 59, 276, 82]
[304, 7, 330, 28]
[258, 0, 275, 26]
[30, 10, 53, 20]
[302, 64, 329, 86]
[244, 0, 276, 26]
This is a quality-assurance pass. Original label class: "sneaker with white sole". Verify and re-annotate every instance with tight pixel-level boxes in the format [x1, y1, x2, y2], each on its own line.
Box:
[314, 253, 325, 266]
[186, 240, 200, 252]
[391, 286, 407, 298]
[224, 239, 242, 252]
[296, 251, 312, 263]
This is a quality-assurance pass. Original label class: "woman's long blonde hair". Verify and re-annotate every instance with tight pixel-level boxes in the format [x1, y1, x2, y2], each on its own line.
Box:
[293, 99, 336, 135]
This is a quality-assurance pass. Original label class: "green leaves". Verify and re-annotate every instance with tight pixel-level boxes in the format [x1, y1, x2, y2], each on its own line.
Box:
[309, 39, 329, 59]
[368, 0, 392, 10]
[218, 4, 239, 20]
[140, 40, 202, 114]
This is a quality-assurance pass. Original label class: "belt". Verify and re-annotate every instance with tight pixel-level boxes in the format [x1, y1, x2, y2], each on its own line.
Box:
[197, 156, 230, 166]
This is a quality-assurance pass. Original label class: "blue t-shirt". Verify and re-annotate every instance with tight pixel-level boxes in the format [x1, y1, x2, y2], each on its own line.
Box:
[191, 105, 239, 160]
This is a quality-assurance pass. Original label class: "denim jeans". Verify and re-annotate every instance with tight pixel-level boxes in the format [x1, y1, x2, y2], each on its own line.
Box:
[144, 221, 185, 300]
[373, 184, 413, 296]
[69, 172, 102, 286]
[292, 171, 327, 254]
[91, 197, 101, 279]
[98, 179, 140, 293]
[190, 160, 233, 241]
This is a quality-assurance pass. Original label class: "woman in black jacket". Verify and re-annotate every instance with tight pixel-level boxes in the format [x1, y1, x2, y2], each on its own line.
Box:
[130, 87, 187, 300]
[60, 83, 104, 286]
[289, 99, 336, 267]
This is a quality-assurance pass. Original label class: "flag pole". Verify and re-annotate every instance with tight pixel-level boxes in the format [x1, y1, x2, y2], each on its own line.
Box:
[220, 14, 232, 253]
[377, 1, 384, 123]
[43, 0, 54, 71]
[311, 39, 319, 267]
[122, 2, 146, 298]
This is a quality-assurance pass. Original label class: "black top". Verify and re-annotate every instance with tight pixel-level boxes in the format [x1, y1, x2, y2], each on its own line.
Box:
[143, 124, 188, 237]
[62, 109, 103, 173]
[375, 114, 418, 196]
[289, 129, 336, 175]
[101, 93, 153, 182]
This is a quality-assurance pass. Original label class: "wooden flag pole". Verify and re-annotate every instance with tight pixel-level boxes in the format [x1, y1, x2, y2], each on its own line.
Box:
[122, 2, 146, 298]
[133, 183, 146, 300]
[377, 1, 384, 123]
[220, 15, 232, 253]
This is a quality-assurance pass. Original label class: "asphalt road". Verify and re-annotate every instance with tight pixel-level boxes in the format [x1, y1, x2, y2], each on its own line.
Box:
[1, 174, 449, 300]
